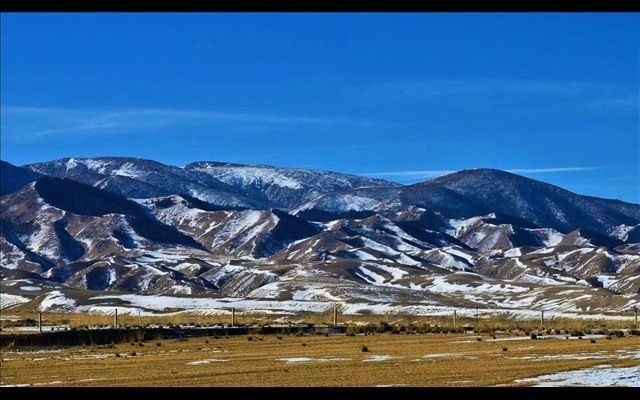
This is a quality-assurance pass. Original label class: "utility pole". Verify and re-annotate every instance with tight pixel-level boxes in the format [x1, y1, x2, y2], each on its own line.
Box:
[38, 312, 42, 333]
[453, 309, 457, 328]
[475, 307, 479, 327]
[114, 308, 118, 329]
[635, 306, 638, 329]
[540, 310, 544, 329]
[386, 311, 390, 324]
[231, 308, 235, 327]
[333, 305, 338, 327]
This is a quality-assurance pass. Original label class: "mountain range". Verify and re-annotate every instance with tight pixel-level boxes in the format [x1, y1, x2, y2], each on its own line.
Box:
[1, 157, 639, 318]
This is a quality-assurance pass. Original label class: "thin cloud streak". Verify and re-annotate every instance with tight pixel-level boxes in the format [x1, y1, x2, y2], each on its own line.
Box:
[360, 78, 636, 111]
[362, 166, 604, 181]
[507, 167, 603, 174]
[361, 170, 456, 178]
[1, 106, 372, 141]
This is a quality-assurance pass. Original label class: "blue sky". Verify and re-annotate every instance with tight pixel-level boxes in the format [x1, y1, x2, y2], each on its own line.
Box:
[1, 13, 639, 203]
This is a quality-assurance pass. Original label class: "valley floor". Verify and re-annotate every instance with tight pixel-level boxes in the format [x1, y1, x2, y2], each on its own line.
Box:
[1, 333, 638, 387]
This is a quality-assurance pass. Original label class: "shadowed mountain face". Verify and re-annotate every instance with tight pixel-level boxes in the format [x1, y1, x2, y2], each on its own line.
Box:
[1, 158, 639, 315]
[0, 161, 42, 195]
[420, 169, 640, 233]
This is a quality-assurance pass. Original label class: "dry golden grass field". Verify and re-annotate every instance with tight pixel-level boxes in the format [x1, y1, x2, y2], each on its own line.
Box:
[1, 333, 639, 387]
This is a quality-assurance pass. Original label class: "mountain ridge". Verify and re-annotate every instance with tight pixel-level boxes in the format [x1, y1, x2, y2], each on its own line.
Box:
[2, 156, 639, 316]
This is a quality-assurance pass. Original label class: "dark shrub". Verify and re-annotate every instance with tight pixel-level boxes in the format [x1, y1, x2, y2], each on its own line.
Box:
[530, 333, 537, 340]
[301, 343, 306, 347]
[590, 339, 596, 344]
[156, 342, 162, 347]
[247, 336, 253, 341]
[502, 347, 508, 352]
[130, 352, 137, 356]
[361, 346, 369, 352]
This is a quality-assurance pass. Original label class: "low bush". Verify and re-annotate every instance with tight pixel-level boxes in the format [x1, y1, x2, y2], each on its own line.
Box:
[361, 346, 369, 352]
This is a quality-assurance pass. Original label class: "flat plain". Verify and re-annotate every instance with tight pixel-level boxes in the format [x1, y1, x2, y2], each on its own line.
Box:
[2, 333, 639, 387]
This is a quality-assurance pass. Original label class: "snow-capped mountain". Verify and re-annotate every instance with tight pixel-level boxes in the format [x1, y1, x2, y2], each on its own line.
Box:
[184, 161, 399, 210]
[2, 158, 639, 317]
[25, 157, 267, 209]
[25, 157, 397, 211]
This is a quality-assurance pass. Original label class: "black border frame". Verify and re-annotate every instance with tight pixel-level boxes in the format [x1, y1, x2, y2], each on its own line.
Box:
[1, 4, 639, 399]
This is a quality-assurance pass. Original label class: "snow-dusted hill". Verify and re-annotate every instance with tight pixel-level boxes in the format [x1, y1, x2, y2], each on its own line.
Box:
[2, 158, 639, 316]
[184, 161, 399, 210]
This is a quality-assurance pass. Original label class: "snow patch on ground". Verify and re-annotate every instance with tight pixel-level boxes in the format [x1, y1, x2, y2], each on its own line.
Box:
[292, 287, 342, 301]
[277, 356, 351, 363]
[514, 365, 640, 387]
[186, 359, 229, 365]
[38, 291, 76, 311]
[0, 293, 30, 309]
[363, 355, 401, 362]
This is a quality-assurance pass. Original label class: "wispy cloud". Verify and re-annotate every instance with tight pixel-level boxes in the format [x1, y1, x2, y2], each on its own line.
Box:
[361, 170, 456, 179]
[507, 167, 603, 174]
[362, 166, 603, 182]
[1, 106, 372, 142]
[360, 78, 637, 111]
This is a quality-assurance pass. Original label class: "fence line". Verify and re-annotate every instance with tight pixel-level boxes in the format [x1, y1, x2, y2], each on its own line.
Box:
[3, 307, 639, 334]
